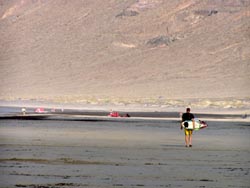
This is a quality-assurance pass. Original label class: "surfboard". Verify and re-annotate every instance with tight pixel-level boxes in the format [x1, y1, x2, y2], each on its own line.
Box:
[182, 119, 207, 130]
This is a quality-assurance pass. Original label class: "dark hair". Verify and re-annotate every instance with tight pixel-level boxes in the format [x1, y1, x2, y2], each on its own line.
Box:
[186, 108, 191, 112]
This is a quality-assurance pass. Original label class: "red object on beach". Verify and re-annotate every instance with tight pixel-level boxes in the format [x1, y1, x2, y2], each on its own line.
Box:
[35, 108, 45, 113]
[109, 111, 120, 117]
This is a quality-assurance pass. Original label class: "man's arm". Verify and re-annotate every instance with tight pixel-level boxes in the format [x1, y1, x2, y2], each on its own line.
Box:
[180, 112, 183, 130]
[192, 118, 195, 129]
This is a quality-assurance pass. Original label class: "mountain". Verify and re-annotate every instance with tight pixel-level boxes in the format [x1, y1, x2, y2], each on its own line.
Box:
[0, 0, 250, 106]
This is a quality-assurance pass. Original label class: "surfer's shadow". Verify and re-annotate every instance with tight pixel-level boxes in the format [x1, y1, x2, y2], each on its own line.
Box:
[160, 144, 185, 148]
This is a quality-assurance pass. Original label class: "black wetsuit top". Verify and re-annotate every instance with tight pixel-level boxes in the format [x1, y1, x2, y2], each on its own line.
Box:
[182, 113, 194, 122]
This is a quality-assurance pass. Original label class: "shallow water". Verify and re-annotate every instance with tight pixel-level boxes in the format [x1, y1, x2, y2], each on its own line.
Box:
[0, 119, 249, 188]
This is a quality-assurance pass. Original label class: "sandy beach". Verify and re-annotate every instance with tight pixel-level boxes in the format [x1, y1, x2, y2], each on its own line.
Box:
[0, 1, 249, 187]
[0, 116, 249, 188]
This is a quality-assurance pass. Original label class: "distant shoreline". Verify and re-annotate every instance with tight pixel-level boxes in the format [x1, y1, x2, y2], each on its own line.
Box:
[0, 98, 250, 114]
[0, 106, 249, 123]
[0, 98, 250, 123]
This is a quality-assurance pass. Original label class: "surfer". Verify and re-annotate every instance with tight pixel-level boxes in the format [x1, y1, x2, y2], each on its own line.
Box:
[180, 108, 195, 147]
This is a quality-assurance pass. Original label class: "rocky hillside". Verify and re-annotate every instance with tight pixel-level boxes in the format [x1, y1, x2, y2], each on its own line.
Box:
[0, 0, 250, 105]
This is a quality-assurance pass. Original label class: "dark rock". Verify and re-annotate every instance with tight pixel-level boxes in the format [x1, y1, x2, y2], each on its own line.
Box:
[194, 10, 218, 16]
[146, 36, 177, 47]
[116, 10, 139, 17]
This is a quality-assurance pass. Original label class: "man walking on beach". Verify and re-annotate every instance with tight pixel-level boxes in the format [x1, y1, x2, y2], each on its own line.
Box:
[180, 108, 195, 147]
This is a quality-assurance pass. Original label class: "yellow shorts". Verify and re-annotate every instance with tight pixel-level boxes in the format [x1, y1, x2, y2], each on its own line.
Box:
[184, 129, 193, 136]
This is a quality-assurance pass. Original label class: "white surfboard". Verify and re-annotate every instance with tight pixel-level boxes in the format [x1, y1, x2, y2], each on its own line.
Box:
[182, 119, 207, 130]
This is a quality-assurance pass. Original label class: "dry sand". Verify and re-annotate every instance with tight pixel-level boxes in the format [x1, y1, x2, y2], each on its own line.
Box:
[0, 118, 249, 188]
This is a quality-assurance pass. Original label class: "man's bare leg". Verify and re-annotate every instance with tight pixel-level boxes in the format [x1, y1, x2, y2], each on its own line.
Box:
[189, 135, 192, 147]
[185, 135, 189, 147]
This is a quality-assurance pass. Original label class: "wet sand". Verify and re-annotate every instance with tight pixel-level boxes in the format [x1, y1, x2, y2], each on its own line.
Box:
[0, 118, 250, 188]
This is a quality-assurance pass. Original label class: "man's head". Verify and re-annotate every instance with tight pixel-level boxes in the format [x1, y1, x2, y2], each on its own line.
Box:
[186, 108, 191, 113]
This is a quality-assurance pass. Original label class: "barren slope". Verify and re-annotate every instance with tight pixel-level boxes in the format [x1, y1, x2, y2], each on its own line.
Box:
[0, 0, 249, 104]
